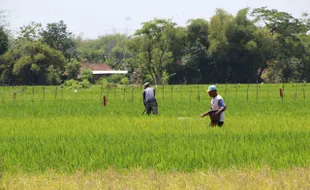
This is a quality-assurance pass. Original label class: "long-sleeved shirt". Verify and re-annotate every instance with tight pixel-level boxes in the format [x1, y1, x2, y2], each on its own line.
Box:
[143, 87, 156, 103]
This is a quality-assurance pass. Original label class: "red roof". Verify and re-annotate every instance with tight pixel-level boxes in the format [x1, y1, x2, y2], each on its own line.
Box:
[82, 62, 112, 71]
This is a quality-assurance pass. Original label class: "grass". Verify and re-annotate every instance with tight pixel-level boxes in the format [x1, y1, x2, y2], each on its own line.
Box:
[0, 83, 310, 188]
[2, 168, 310, 189]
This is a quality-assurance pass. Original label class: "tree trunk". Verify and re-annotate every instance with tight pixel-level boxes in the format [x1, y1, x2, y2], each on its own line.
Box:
[147, 48, 156, 83]
[257, 60, 268, 82]
[155, 49, 166, 85]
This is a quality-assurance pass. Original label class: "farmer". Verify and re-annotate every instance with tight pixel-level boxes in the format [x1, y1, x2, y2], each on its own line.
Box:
[200, 85, 227, 127]
[143, 82, 158, 115]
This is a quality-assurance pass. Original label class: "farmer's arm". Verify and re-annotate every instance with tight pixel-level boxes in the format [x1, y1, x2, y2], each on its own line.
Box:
[200, 106, 212, 118]
[200, 112, 209, 117]
[200, 106, 212, 117]
[215, 99, 226, 116]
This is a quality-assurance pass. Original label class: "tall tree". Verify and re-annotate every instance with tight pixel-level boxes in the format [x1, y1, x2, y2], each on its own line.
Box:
[77, 48, 105, 62]
[75, 34, 131, 69]
[134, 18, 175, 85]
[251, 7, 310, 82]
[17, 22, 42, 42]
[207, 9, 233, 82]
[41, 20, 76, 60]
[225, 8, 260, 82]
[65, 59, 82, 80]
[0, 41, 65, 85]
[0, 26, 8, 55]
[183, 18, 210, 83]
[0, 11, 9, 55]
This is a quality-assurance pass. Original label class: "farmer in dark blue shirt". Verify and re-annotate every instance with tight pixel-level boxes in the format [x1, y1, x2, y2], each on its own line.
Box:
[143, 82, 158, 115]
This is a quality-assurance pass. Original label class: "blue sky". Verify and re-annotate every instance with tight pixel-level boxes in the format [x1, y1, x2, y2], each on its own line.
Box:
[1, 0, 310, 39]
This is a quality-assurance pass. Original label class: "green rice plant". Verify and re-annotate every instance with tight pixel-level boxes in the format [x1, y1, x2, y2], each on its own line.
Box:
[0, 84, 309, 173]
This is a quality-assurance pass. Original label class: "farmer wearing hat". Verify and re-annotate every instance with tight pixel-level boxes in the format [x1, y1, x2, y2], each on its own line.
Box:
[143, 82, 158, 115]
[200, 85, 227, 127]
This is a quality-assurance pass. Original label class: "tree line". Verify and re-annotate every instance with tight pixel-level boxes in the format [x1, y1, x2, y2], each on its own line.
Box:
[0, 7, 310, 85]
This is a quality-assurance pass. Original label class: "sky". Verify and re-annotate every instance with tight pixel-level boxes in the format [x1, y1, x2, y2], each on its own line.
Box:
[1, 0, 310, 39]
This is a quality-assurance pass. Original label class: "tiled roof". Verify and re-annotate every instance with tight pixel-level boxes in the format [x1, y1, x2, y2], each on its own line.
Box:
[82, 62, 112, 71]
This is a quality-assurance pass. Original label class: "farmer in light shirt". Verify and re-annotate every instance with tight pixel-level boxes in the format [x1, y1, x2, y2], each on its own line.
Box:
[200, 85, 227, 127]
[143, 82, 158, 115]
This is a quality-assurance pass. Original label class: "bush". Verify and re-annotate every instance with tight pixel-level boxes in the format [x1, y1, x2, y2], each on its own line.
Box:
[65, 79, 78, 87]
[81, 79, 91, 89]
[82, 69, 93, 81]
[121, 77, 129, 85]
[97, 78, 108, 86]
[65, 79, 88, 89]
[107, 74, 125, 84]
[97, 78, 117, 88]
[72, 82, 82, 90]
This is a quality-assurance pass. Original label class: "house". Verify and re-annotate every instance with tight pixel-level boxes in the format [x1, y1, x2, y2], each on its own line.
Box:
[79, 62, 128, 81]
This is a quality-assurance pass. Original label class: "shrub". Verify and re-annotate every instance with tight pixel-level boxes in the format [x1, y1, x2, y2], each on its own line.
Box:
[121, 77, 129, 86]
[81, 79, 91, 89]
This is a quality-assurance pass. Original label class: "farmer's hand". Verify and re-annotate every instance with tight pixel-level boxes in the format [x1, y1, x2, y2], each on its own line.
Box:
[200, 113, 206, 118]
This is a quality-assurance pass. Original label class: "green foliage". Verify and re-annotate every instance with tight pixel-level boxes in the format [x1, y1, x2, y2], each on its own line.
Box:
[0, 41, 65, 84]
[251, 7, 309, 36]
[75, 34, 130, 70]
[17, 22, 42, 41]
[81, 69, 93, 81]
[65, 59, 82, 80]
[2, 7, 310, 85]
[41, 20, 76, 60]
[65, 79, 86, 89]
[0, 26, 8, 55]
[46, 65, 61, 85]
[106, 74, 126, 84]
[97, 78, 108, 85]
[81, 79, 91, 88]
[134, 18, 176, 85]
[162, 70, 169, 85]
[120, 77, 129, 85]
[0, 11, 9, 55]
[77, 48, 105, 62]
[0, 84, 310, 173]
[65, 79, 78, 87]
[143, 73, 153, 84]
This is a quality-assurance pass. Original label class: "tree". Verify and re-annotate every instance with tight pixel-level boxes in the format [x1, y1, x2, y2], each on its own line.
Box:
[0, 41, 65, 84]
[183, 18, 210, 83]
[299, 34, 310, 81]
[251, 27, 276, 81]
[0, 26, 8, 55]
[164, 26, 187, 84]
[75, 34, 132, 70]
[0, 11, 9, 55]
[225, 8, 261, 82]
[251, 7, 308, 37]
[81, 69, 93, 81]
[134, 18, 176, 85]
[41, 20, 77, 60]
[207, 9, 233, 82]
[77, 48, 105, 62]
[65, 59, 82, 80]
[251, 7, 310, 82]
[17, 22, 42, 41]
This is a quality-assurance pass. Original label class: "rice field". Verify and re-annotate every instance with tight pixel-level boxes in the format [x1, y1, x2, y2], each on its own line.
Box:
[0, 83, 310, 189]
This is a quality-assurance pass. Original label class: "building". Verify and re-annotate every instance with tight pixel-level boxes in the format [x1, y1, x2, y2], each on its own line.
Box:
[79, 62, 128, 81]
